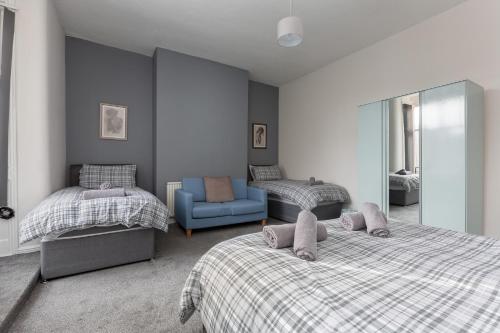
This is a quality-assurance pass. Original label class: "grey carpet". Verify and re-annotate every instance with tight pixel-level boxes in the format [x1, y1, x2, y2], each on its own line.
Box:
[389, 203, 420, 224]
[9, 219, 284, 333]
[0, 253, 40, 332]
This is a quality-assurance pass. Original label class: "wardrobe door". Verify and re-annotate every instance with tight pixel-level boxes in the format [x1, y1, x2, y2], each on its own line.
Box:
[421, 82, 466, 232]
[358, 101, 388, 210]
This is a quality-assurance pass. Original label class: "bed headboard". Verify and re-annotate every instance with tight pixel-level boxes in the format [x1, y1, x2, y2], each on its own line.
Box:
[69, 164, 137, 187]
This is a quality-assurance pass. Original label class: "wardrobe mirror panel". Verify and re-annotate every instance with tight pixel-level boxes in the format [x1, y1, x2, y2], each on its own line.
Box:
[387, 93, 421, 224]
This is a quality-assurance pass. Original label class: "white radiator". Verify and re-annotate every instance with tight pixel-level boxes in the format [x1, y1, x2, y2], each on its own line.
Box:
[166, 182, 182, 217]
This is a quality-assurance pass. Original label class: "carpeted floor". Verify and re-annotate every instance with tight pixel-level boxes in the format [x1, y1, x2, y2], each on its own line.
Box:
[0, 253, 40, 331]
[9, 219, 284, 333]
[389, 203, 420, 224]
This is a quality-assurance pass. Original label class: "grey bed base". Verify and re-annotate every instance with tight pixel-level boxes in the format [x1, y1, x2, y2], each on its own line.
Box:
[41, 225, 154, 280]
[40, 164, 155, 281]
[389, 189, 419, 206]
[268, 197, 343, 223]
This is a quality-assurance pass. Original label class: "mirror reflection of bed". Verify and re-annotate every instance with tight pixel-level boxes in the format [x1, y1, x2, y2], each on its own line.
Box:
[388, 93, 420, 224]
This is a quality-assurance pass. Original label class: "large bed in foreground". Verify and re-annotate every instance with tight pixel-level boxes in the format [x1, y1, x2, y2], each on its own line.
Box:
[180, 220, 500, 332]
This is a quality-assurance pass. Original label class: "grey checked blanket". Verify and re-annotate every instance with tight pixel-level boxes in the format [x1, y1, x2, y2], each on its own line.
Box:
[389, 173, 420, 192]
[19, 186, 169, 243]
[250, 180, 350, 210]
[180, 220, 500, 332]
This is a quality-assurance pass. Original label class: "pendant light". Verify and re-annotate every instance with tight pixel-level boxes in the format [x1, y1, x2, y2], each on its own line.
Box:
[277, 0, 303, 47]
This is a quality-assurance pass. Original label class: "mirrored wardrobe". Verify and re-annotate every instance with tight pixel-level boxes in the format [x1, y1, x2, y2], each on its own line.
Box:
[357, 80, 484, 234]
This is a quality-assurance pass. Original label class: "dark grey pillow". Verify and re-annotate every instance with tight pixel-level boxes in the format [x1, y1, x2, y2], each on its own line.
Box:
[79, 164, 136, 189]
[252, 165, 282, 181]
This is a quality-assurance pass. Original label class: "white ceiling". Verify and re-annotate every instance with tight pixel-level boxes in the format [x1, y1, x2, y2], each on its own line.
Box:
[53, 0, 467, 86]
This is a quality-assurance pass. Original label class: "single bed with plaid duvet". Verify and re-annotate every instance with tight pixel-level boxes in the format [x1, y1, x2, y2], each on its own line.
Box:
[250, 180, 350, 210]
[19, 186, 169, 243]
[180, 220, 500, 332]
[389, 173, 420, 192]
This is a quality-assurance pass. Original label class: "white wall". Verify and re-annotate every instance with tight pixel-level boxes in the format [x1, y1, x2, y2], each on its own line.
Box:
[15, 0, 66, 251]
[279, 0, 500, 238]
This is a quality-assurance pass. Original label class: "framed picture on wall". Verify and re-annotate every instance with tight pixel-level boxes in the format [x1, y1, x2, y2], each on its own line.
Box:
[252, 123, 267, 149]
[100, 103, 127, 140]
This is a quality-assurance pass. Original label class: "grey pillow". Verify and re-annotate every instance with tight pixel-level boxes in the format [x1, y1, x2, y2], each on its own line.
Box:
[79, 164, 136, 189]
[203, 176, 235, 203]
[252, 165, 282, 181]
[395, 169, 409, 175]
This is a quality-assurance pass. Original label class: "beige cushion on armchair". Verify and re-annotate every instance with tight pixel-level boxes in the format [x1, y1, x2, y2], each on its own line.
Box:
[203, 176, 235, 203]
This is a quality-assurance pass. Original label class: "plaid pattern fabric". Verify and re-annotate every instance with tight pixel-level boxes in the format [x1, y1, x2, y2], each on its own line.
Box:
[250, 180, 350, 210]
[251, 165, 283, 181]
[79, 164, 137, 189]
[389, 173, 420, 192]
[180, 220, 500, 332]
[19, 186, 169, 243]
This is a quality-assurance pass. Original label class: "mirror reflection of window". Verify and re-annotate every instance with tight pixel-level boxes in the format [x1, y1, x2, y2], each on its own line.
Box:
[413, 106, 420, 174]
[388, 93, 420, 225]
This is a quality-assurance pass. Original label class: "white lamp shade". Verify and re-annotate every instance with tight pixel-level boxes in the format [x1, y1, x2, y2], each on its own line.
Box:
[277, 16, 303, 47]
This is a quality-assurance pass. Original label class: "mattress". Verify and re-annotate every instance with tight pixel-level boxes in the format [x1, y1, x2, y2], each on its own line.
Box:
[180, 220, 500, 332]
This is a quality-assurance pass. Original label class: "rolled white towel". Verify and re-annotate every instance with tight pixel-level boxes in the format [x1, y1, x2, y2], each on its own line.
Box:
[263, 223, 328, 249]
[293, 210, 318, 261]
[99, 182, 112, 190]
[82, 188, 125, 200]
[360, 202, 391, 238]
[340, 212, 366, 231]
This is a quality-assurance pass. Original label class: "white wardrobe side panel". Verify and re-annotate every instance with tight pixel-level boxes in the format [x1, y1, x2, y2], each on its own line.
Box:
[358, 102, 385, 209]
[421, 82, 466, 232]
[465, 81, 484, 235]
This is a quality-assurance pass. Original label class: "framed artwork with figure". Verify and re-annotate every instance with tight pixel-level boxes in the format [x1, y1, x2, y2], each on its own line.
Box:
[252, 123, 267, 149]
[100, 103, 127, 140]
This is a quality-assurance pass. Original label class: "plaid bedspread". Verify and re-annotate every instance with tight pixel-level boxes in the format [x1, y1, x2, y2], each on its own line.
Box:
[389, 173, 420, 192]
[180, 220, 500, 332]
[19, 187, 169, 243]
[250, 180, 350, 210]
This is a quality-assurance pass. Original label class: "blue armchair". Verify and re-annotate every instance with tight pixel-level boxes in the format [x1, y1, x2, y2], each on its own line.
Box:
[175, 178, 268, 238]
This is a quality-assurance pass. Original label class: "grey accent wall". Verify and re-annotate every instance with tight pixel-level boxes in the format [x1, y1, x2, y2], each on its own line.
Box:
[248, 81, 279, 166]
[66, 37, 154, 191]
[154, 48, 248, 202]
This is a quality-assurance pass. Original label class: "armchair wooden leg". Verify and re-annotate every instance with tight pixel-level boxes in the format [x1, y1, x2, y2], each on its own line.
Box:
[260, 219, 267, 226]
[186, 229, 192, 238]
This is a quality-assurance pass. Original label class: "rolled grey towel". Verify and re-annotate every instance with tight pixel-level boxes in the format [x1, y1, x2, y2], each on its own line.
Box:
[360, 202, 391, 238]
[263, 223, 328, 249]
[340, 212, 366, 231]
[99, 182, 112, 190]
[305, 177, 324, 186]
[293, 210, 318, 261]
[82, 188, 126, 200]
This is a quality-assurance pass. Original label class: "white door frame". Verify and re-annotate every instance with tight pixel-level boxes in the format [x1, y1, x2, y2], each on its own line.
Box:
[7, 28, 17, 255]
